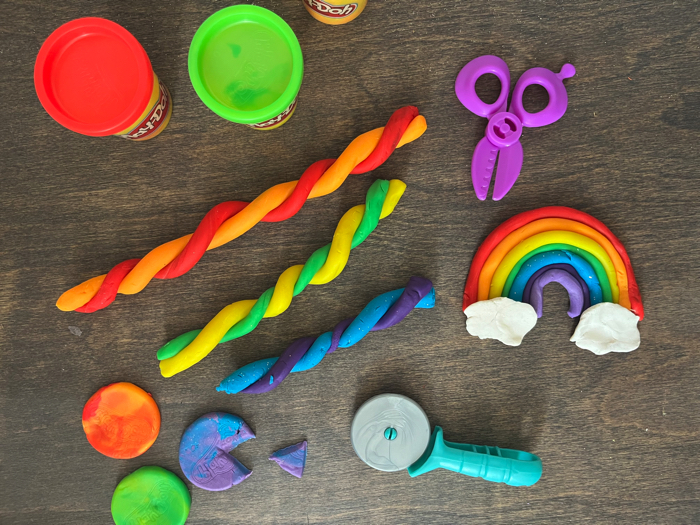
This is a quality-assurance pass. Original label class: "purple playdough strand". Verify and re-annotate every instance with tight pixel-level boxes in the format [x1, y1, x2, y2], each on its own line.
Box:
[242, 276, 433, 394]
[523, 264, 590, 314]
[255, 335, 316, 393]
[373, 276, 434, 331]
[527, 268, 587, 318]
[327, 317, 355, 353]
[243, 317, 355, 394]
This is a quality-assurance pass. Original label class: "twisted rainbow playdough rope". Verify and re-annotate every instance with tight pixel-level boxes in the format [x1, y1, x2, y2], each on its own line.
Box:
[217, 276, 435, 394]
[57, 107, 427, 313]
[157, 179, 406, 378]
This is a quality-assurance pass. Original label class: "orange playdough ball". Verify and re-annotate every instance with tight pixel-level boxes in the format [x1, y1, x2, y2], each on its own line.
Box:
[82, 382, 161, 459]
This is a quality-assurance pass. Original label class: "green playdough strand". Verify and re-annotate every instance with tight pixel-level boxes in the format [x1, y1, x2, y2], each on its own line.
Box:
[350, 179, 386, 249]
[111, 466, 190, 525]
[157, 330, 198, 360]
[219, 287, 274, 344]
[293, 245, 330, 296]
[157, 180, 390, 361]
[501, 243, 613, 303]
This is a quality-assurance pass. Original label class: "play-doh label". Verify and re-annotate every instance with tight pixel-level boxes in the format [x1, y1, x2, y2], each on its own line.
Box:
[249, 99, 297, 130]
[304, 0, 358, 18]
[121, 81, 172, 140]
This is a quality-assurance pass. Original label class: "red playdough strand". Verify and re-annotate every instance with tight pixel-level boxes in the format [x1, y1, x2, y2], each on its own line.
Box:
[155, 201, 249, 279]
[350, 106, 419, 173]
[76, 259, 140, 313]
[76, 107, 419, 312]
[156, 159, 337, 279]
[261, 158, 337, 222]
[462, 207, 644, 320]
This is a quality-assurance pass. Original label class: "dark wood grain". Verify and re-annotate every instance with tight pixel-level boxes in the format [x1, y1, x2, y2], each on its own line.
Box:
[1, 0, 699, 523]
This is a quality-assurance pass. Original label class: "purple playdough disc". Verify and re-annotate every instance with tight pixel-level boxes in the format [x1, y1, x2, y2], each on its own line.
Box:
[178, 412, 255, 491]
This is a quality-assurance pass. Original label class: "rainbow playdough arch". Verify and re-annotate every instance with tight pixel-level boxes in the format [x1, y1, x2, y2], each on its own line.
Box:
[462, 207, 643, 354]
[464, 207, 643, 319]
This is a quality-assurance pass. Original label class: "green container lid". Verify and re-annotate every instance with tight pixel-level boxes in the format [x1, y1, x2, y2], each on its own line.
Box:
[189, 5, 303, 125]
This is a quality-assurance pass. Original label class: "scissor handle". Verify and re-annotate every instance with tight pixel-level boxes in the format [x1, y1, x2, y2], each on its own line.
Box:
[509, 63, 576, 128]
[455, 55, 511, 120]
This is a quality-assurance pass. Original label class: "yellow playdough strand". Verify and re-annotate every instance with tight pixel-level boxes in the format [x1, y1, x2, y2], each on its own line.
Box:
[486, 231, 621, 303]
[56, 117, 426, 312]
[477, 218, 631, 309]
[158, 180, 405, 377]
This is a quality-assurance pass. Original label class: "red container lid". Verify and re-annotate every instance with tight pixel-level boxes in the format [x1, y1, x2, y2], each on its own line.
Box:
[34, 18, 154, 136]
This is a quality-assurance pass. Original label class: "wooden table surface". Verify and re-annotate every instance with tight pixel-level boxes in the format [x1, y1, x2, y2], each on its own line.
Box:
[2, 1, 699, 523]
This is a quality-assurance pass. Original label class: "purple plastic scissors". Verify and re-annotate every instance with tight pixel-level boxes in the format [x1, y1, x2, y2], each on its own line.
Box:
[455, 56, 575, 201]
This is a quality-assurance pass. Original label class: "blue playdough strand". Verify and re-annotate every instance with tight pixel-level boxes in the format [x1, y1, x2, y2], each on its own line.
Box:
[507, 250, 603, 304]
[218, 277, 435, 394]
[294, 287, 432, 371]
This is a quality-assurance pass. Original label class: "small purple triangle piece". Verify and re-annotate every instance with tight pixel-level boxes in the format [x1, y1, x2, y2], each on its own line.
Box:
[269, 441, 307, 478]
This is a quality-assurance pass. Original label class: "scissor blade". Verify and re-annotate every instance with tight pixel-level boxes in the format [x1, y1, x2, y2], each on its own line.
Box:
[471, 136, 499, 201]
[492, 141, 523, 201]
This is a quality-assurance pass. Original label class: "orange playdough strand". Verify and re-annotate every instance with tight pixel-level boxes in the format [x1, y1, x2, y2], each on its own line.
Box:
[477, 218, 631, 309]
[82, 382, 160, 459]
[208, 181, 298, 250]
[57, 116, 427, 310]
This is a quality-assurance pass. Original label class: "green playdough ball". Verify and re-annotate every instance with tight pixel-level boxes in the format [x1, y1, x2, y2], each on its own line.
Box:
[111, 466, 191, 525]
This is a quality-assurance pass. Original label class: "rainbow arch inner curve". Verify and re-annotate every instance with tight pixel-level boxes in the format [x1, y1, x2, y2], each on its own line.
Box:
[462, 207, 643, 355]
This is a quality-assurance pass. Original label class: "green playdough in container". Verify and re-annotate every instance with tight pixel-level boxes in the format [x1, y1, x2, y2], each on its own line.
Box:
[111, 466, 190, 525]
[189, 5, 303, 128]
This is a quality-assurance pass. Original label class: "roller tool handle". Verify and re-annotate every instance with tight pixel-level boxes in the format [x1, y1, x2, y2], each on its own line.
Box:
[407, 427, 542, 486]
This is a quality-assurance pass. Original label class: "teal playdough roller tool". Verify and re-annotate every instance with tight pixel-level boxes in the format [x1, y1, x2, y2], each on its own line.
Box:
[351, 394, 542, 486]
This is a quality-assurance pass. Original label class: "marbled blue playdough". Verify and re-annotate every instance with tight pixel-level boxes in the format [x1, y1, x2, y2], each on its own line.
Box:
[178, 412, 255, 491]
[269, 441, 307, 478]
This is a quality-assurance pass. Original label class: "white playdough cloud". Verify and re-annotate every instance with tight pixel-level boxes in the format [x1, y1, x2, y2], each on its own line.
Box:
[570, 302, 640, 355]
[464, 297, 538, 346]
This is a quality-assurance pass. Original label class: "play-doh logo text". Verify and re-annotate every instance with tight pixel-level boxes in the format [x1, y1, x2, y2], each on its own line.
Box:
[304, 0, 358, 18]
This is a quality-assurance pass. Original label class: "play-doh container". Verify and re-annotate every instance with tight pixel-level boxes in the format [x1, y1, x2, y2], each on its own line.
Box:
[188, 5, 303, 130]
[303, 0, 368, 25]
[34, 18, 172, 140]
